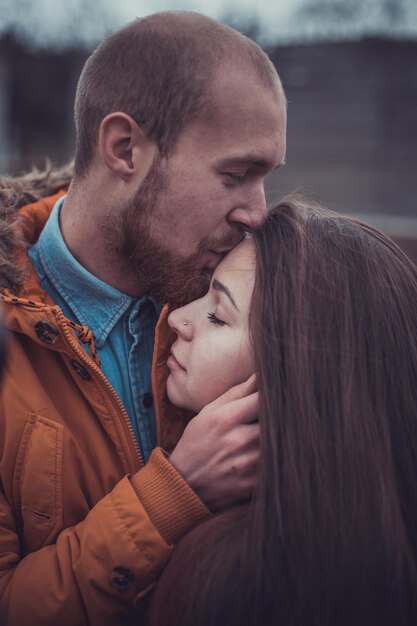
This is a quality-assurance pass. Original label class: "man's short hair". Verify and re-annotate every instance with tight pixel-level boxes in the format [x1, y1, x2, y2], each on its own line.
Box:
[73, 11, 281, 178]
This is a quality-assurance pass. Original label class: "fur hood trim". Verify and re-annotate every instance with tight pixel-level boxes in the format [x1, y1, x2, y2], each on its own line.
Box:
[0, 161, 73, 291]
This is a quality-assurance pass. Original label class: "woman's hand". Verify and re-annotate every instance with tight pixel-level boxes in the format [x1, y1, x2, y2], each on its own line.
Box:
[169, 374, 259, 512]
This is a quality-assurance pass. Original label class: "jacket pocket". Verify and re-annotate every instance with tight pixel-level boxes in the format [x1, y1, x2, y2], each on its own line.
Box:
[13, 414, 64, 554]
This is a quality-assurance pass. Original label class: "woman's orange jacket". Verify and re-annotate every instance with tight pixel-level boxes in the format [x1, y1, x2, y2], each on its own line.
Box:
[0, 191, 209, 626]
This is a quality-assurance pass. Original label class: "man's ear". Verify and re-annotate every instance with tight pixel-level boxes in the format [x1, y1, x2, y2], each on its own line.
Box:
[98, 112, 154, 182]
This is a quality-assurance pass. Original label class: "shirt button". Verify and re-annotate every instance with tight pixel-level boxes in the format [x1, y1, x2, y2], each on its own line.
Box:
[110, 566, 135, 591]
[142, 393, 153, 409]
[69, 359, 91, 381]
[34, 320, 59, 344]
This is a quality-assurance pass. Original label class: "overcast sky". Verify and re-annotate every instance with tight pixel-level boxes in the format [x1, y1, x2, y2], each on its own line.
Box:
[2, 0, 417, 49]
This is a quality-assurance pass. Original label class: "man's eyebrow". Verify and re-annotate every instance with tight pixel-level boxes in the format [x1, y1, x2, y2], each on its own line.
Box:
[212, 279, 239, 311]
[218, 153, 285, 170]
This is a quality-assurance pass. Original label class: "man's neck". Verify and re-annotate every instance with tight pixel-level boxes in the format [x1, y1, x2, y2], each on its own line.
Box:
[60, 185, 146, 298]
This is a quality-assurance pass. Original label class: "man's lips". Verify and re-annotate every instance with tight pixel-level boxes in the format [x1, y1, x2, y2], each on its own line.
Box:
[209, 247, 233, 255]
[167, 351, 186, 372]
[199, 249, 231, 269]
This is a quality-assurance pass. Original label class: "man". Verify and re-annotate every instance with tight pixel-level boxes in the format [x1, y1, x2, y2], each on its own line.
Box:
[0, 12, 286, 626]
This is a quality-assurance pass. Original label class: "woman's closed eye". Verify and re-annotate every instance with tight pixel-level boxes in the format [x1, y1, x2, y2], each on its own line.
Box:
[207, 312, 226, 326]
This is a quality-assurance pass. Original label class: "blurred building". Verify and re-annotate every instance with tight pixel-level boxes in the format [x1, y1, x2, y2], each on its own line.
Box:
[0, 33, 416, 259]
[267, 38, 417, 260]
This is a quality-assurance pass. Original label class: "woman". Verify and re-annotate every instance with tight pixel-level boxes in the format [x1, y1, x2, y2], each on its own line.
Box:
[148, 197, 417, 626]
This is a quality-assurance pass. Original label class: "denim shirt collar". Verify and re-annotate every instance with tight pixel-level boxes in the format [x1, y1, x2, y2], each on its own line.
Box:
[36, 195, 161, 347]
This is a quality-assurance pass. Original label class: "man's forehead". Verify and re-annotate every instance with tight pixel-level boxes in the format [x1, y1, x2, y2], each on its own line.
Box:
[208, 61, 283, 105]
[206, 75, 286, 141]
[171, 75, 286, 167]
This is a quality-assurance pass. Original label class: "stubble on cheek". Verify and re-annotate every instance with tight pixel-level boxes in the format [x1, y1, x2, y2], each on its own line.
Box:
[104, 158, 211, 304]
[105, 153, 245, 305]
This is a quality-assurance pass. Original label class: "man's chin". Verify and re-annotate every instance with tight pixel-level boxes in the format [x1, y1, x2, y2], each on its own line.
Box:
[139, 260, 211, 305]
[167, 267, 212, 305]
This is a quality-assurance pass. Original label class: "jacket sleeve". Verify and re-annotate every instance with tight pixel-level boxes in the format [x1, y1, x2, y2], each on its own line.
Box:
[0, 447, 210, 626]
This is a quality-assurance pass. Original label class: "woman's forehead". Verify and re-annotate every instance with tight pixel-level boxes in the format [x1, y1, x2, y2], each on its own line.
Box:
[218, 239, 256, 273]
[211, 240, 256, 309]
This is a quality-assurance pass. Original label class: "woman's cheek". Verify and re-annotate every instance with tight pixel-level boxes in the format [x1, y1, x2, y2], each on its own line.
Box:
[238, 338, 255, 381]
[197, 350, 241, 406]
[188, 363, 220, 410]
[185, 333, 253, 410]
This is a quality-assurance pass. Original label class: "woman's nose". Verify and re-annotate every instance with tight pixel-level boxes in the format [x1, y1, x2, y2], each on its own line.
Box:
[167, 307, 193, 339]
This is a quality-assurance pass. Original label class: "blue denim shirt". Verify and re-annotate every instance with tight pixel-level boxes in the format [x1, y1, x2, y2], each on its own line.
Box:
[28, 195, 161, 462]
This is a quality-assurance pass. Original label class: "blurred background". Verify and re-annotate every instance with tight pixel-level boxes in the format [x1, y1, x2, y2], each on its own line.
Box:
[0, 0, 416, 258]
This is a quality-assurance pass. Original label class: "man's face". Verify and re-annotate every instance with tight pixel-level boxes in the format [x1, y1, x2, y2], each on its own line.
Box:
[115, 70, 286, 304]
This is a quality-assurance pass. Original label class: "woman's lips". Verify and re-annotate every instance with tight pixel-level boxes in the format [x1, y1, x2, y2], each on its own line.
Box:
[167, 352, 186, 372]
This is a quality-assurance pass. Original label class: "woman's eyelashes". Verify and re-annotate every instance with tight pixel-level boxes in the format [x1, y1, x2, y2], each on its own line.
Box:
[207, 311, 226, 326]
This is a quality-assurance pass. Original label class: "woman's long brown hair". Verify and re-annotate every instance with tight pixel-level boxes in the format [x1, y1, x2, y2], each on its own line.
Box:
[147, 198, 417, 626]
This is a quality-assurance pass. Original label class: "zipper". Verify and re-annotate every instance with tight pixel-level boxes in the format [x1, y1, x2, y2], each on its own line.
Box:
[55, 307, 144, 471]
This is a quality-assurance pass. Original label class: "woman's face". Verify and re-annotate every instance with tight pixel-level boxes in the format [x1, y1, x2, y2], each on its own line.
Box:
[166, 239, 256, 412]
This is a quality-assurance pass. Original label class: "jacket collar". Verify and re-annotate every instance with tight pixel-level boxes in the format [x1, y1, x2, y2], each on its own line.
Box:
[0, 192, 172, 361]
[30, 194, 161, 348]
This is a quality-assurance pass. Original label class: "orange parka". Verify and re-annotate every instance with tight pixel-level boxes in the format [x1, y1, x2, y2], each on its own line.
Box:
[0, 191, 210, 626]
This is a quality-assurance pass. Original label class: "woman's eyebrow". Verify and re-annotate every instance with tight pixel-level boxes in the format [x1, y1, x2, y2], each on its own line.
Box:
[212, 279, 239, 311]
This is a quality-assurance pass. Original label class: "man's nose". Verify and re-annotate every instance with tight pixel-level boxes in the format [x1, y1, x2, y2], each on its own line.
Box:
[227, 184, 267, 231]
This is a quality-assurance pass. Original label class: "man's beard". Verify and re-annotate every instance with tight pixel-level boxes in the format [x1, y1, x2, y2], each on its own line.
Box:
[110, 155, 244, 305]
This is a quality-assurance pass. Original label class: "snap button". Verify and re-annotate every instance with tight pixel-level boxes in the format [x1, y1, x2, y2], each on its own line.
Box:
[110, 566, 135, 591]
[34, 320, 59, 344]
[156, 356, 167, 367]
[142, 392, 153, 409]
[69, 359, 91, 381]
